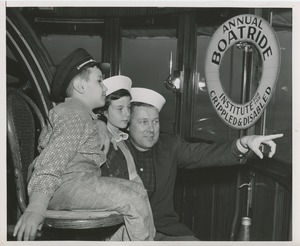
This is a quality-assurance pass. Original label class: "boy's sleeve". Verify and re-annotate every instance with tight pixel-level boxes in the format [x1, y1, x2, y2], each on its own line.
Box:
[28, 112, 92, 200]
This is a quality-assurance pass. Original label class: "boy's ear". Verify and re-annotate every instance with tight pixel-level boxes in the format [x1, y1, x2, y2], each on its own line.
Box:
[73, 78, 85, 94]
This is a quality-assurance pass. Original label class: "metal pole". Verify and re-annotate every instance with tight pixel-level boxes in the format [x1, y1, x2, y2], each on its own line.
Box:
[230, 42, 253, 240]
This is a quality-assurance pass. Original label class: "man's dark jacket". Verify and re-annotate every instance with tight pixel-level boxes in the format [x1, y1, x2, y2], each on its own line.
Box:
[103, 132, 247, 236]
[129, 133, 247, 236]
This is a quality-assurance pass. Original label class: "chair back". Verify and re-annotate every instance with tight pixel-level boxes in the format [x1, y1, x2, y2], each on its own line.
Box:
[7, 88, 45, 214]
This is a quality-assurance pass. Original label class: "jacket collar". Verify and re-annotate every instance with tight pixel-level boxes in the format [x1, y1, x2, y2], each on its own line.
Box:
[107, 123, 129, 142]
[65, 97, 98, 120]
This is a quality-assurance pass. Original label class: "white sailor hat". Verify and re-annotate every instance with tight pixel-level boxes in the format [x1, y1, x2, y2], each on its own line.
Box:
[131, 87, 166, 112]
[102, 75, 132, 96]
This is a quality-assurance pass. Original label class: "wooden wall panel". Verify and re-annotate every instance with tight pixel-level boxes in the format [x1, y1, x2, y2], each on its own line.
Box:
[174, 166, 238, 240]
[250, 171, 291, 241]
[176, 13, 197, 137]
[273, 184, 291, 240]
[174, 164, 291, 241]
[102, 18, 121, 76]
[211, 178, 237, 240]
[251, 173, 276, 240]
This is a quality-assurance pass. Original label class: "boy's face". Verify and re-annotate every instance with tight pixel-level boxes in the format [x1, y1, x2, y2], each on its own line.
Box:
[84, 66, 107, 109]
[129, 105, 160, 151]
[105, 96, 131, 131]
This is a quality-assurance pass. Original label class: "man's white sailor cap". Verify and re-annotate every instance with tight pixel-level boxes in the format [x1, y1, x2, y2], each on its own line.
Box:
[131, 87, 166, 112]
[102, 75, 132, 96]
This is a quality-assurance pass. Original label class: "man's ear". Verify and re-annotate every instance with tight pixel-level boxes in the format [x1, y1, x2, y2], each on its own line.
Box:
[72, 78, 85, 94]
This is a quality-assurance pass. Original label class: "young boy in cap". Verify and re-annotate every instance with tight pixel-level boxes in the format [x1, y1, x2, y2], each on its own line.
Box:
[13, 49, 155, 241]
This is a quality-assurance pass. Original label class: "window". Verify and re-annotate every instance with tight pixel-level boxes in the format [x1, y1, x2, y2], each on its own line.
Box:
[41, 35, 103, 65]
[264, 31, 292, 163]
[192, 35, 240, 142]
[121, 35, 177, 133]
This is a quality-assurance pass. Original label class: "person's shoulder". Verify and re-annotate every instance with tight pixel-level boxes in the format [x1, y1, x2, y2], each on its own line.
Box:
[51, 100, 90, 120]
[159, 132, 176, 139]
[161, 132, 185, 138]
[158, 132, 180, 145]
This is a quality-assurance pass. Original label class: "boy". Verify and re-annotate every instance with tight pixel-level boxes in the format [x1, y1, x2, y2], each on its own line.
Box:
[13, 48, 155, 241]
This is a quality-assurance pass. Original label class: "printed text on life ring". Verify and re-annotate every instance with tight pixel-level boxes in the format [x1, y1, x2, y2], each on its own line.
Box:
[204, 14, 280, 129]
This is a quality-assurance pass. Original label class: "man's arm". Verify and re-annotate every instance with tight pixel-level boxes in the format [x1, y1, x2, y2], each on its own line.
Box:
[175, 133, 283, 169]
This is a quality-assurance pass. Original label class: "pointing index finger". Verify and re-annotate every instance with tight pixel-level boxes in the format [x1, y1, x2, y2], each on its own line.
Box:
[263, 133, 283, 141]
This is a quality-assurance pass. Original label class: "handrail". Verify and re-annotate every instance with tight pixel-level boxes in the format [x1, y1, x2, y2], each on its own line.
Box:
[187, 137, 292, 192]
[246, 156, 292, 192]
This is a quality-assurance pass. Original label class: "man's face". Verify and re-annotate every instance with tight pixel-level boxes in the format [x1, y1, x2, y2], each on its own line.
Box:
[129, 106, 160, 152]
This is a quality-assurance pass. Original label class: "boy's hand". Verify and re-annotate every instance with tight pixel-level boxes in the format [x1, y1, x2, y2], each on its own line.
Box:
[96, 120, 118, 155]
[238, 134, 284, 159]
[13, 211, 44, 241]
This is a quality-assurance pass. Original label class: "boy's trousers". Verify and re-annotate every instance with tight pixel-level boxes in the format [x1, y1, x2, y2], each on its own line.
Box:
[48, 168, 155, 241]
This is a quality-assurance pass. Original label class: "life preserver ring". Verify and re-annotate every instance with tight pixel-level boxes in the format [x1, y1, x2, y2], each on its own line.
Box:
[204, 14, 280, 129]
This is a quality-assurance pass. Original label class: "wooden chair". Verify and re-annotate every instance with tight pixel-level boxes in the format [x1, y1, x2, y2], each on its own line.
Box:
[7, 88, 124, 240]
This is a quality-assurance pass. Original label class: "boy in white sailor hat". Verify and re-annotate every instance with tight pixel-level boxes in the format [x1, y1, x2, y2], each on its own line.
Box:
[122, 87, 283, 241]
[13, 50, 155, 241]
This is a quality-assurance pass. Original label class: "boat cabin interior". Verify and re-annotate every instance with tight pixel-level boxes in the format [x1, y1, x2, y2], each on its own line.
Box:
[6, 6, 292, 241]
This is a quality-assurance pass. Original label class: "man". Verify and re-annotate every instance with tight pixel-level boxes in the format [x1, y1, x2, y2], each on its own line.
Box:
[101, 87, 283, 241]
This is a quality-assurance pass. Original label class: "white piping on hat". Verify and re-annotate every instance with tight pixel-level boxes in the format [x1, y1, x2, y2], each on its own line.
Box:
[77, 59, 96, 70]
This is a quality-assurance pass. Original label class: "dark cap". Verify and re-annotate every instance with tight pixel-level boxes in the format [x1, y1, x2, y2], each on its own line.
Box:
[50, 48, 110, 102]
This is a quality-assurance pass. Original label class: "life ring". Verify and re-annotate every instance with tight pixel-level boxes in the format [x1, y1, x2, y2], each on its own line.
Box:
[204, 14, 280, 129]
